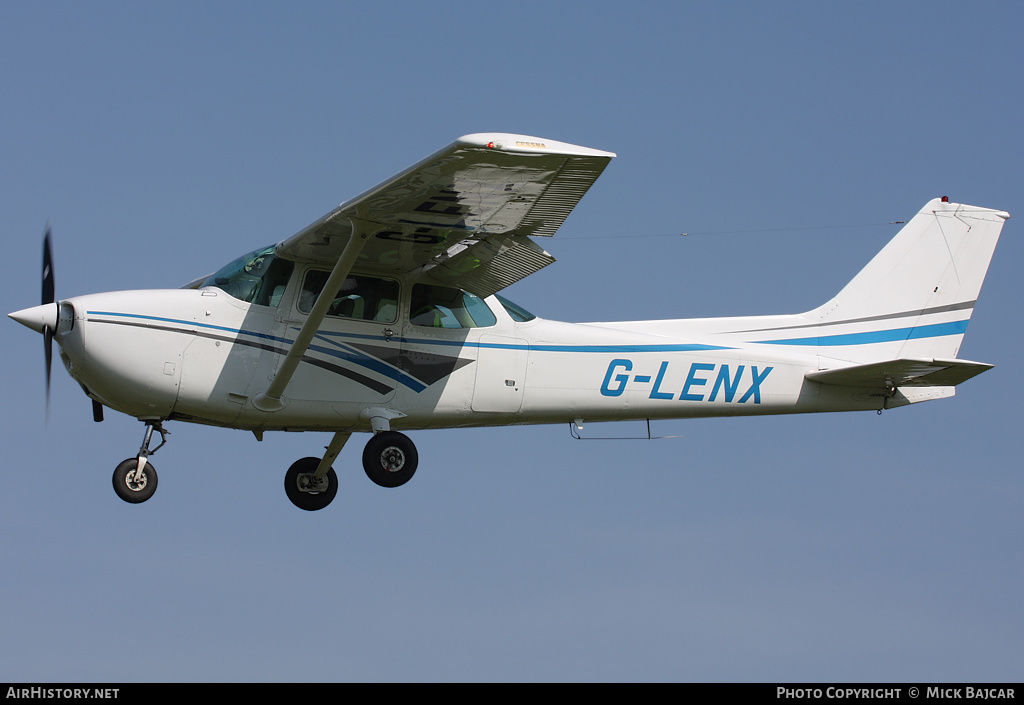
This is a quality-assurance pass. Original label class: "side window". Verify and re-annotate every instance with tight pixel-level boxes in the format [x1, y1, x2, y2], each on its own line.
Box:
[495, 294, 537, 322]
[410, 284, 496, 329]
[298, 271, 399, 323]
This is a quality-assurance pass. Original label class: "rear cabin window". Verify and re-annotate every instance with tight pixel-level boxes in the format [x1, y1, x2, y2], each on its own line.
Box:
[410, 284, 496, 329]
[299, 271, 399, 323]
[495, 294, 537, 322]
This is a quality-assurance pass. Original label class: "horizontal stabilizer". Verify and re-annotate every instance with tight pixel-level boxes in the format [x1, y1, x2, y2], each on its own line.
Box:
[806, 358, 993, 389]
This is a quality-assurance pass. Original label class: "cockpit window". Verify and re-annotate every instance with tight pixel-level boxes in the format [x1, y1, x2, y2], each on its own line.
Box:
[202, 245, 294, 307]
[298, 270, 399, 323]
[495, 294, 537, 322]
[411, 284, 496, 328]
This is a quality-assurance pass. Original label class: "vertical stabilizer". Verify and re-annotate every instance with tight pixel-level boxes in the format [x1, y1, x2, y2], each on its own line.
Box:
[806, 199, 1008, 362]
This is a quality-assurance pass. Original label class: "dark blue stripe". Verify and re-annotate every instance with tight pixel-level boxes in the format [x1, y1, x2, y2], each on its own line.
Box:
[310, 335, 427, 393]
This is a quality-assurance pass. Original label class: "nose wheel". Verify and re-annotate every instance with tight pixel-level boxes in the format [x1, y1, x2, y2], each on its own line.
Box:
[112, 420, 167, 504]
[112, 458, 158, 503]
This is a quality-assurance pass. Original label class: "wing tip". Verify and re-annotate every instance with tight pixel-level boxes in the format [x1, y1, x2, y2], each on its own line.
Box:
[456, 133, 616, 159]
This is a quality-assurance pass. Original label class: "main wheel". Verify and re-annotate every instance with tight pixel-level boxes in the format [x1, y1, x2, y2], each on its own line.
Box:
[284, 457, 338, 511]
[113, 458, 159, 504]
[362, 431, 418, 488]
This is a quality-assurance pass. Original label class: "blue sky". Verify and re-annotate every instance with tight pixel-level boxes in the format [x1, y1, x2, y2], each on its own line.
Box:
[2, 1, 1021, 682]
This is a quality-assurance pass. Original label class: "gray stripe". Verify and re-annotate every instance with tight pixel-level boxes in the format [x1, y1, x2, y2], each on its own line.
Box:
[729, 300, 976, 335]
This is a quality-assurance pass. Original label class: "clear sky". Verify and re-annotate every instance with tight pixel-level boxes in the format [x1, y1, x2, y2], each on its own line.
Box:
[2, 1, 1021, 682]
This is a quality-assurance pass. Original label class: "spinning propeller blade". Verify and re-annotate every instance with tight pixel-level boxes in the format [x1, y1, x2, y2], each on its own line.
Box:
[42, 229, 55, 412]
[42, 227, 55, 306]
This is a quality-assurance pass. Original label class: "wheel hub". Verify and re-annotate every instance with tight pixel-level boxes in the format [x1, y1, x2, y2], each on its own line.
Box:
[380, 447, 405, 473]
[125, 469, 148, 492]
[296, 472, 330, 494]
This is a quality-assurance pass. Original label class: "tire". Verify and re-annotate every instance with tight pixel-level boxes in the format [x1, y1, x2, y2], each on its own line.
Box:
[362, 431, 418, 488]
[113, 458, 158, 504]
[284, 457, 338, 511]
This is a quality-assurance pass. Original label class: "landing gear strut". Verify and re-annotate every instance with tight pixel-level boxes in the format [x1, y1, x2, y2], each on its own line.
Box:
[112, 421, 167, 504]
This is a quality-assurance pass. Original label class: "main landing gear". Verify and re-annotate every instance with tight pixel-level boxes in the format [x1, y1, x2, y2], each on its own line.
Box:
[283, 428, 419, 511]
[284, 457, 339, 511]
[363, 431, 418, 489]
[112, 420, 167, 504]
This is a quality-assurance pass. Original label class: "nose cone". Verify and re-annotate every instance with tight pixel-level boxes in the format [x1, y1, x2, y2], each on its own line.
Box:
[8, 303, 58, 334]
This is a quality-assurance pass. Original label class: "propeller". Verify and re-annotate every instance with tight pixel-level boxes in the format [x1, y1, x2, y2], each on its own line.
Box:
[42, 227, 55, 412]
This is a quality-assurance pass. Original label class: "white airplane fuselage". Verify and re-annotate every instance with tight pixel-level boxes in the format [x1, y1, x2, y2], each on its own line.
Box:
[51, 280, 936, 437]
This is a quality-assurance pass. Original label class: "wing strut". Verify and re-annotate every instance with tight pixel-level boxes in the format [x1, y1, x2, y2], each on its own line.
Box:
[253, 226, 370, 412]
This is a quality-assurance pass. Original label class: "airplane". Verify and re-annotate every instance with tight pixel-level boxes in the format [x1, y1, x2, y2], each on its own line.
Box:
[8, 133, 1010, 510]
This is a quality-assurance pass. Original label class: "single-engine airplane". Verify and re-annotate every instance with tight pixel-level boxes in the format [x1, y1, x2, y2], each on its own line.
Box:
[9, 133, 1009, 510]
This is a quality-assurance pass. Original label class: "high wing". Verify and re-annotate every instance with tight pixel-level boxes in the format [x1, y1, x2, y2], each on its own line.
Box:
[806, 358, 993, 389]
[254, 133, 614, 412]
[276, 133, 616, 298]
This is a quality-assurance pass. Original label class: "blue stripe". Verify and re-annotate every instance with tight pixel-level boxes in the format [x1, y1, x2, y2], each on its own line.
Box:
[310, 335, 427, 393]
[88, 310, 431, 393]
[315, 330, 731, 354]
[87, 310, 424, 391]
[521, 343, 731, 353]
[87, 311, 292, 345]
[755, 319, 970, 347]
[89, 310, 733, 394]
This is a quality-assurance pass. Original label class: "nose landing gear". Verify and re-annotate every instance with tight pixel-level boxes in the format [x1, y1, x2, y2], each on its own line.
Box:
[112, 421, 167, 504]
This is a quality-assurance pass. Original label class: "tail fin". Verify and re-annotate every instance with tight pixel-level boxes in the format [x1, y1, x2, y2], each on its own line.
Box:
[806, 198, 1008, 363]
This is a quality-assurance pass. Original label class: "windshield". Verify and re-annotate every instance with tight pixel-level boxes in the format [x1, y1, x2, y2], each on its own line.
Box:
[202, 245, 294, 307]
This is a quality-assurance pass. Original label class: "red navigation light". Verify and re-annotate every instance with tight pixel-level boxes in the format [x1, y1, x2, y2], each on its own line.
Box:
[486, 141, 496, 149]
